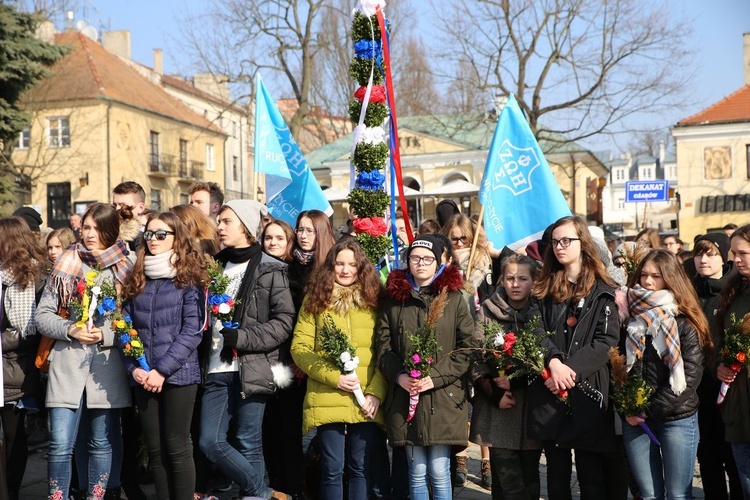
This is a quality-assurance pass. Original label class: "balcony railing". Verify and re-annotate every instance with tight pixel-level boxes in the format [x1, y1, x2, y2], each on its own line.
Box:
[178, 160, 204, 182]
[148, 154, 175, 177]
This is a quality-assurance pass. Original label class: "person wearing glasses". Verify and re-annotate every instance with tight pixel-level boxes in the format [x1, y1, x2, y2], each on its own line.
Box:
[35, 203, 135, 500]
[120, 212, 207, 500]
[289, 210, 337, 310]
[198, 200, 295, 500]
[377, 234, 477, 500]
[440, 214, 492, 298]
[526, 216, 621, 499]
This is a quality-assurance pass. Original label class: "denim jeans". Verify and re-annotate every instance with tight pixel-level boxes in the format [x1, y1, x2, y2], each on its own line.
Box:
[48, 402, 118, 499]
[317, 422, 378, 500]
[730, 442, 750, 498]
[199, 372, 271, 499]
[623, 412, 699, 500]
[407, 444, 452, 500]
[75, 408, 123, 490]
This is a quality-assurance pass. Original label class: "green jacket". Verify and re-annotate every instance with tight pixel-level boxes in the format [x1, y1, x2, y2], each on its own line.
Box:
[377, 265, 478, 447]
[291, 292, 387, 435]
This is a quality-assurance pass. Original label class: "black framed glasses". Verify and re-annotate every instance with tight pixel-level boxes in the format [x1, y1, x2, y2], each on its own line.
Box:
[409, 255, 436, 266]
[451, 236, 469, 245]
[551, 237, 581, 249]
[144, 230, 175, 241]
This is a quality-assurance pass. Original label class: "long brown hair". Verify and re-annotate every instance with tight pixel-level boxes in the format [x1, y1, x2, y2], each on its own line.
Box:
[440, 214, 490, 263]
[0, 217, 46, 287]
[296, 210, 336, 268]
[636, 227, 662, 249]
[533, 216, 616, 302]
[82, 203, 125, 249]
[170, 204, 220, 255]
[629, 249, 712, 350]
[719, 224, 750, 330]
[122, 212, 208, 300]
[304, 239, 382, 315]
[261, 220, 295, 263]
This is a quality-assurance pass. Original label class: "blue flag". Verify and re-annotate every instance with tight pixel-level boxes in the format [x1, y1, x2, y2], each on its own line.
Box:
[253, 74, 332, 225]
[479, 94, 571, 250]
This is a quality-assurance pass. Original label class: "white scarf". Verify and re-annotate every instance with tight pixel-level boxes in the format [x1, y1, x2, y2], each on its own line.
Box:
[0, 268, 36, 338]
[144, 250, 177, 280]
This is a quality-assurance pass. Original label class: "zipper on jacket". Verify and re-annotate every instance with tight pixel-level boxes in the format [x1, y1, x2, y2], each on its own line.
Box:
[147, 281, 162, 369]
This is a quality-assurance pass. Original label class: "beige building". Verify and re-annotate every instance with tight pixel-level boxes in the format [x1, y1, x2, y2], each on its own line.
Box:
[307, 112, 607, 229]
[671, 33, 750, 243]
[12, 31, 226, 228]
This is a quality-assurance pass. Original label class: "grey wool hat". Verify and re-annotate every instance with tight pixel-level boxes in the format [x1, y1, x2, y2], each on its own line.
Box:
[223, 199, 268, 238]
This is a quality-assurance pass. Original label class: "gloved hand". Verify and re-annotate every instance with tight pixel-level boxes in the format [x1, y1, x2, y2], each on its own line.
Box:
[221, 328, 238, 348]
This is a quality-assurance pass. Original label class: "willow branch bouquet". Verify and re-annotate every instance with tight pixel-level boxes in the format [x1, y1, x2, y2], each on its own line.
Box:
[319, 314, 366, 407]
[717, 313, 750, 404]
[609, 347, 660, 446]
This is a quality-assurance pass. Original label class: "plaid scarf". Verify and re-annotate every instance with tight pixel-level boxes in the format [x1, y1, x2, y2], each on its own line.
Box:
[49, 240, 133, 307]
[1, 268, 37, 338]
[626, 285, 686, 395]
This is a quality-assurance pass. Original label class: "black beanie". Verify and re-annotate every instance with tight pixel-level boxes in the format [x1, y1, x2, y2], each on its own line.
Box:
[435, 199, 460, 228]
[695, 232, 730, 263]
[407, 234, 445, 266]
[13, 207, 43, 232]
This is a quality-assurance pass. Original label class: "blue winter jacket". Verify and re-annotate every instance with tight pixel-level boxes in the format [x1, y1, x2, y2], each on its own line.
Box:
[122, 279, 205, 386]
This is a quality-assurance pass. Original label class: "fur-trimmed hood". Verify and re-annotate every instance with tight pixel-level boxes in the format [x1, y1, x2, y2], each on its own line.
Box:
[386, 264, 464, 303]
[119, 218, 142, 243]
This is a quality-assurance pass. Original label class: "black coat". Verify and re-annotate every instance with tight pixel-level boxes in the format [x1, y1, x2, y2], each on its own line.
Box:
[526, 280, 620, 451]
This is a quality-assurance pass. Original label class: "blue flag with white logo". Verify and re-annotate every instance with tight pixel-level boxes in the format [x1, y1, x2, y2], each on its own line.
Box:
[479, 94, 571, 250]
[253, 74, 332, 225]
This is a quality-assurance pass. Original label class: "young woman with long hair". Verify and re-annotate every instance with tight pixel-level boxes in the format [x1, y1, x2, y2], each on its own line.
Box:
[636, 228, 662, 249]
[289, 210, 337, 309]
[0, 217, 47, 500]
[261, 220, 295, 263]
[291, 239, 387, 499]
[440, 214, 492, 296]
[120, 212, 207, 500]
[623, 249, 711, 498]
[717, 224, 750, 497]
[471, 254, 542, 498]
[527, 216, 621, 499]
[169, 204, 220, 256]
[377, 234, 478, 500]
[35, 202, 134, 500]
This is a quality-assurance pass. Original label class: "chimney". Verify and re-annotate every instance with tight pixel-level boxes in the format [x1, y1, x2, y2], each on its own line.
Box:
[101, 30, 131, 60]
[193, 72, 231, 101]
[659, 140, 666, 163]
[153, 49, 163, 75]
[745, 33, 750, 86]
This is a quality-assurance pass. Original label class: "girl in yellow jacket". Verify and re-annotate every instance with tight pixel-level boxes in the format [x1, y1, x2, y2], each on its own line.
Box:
[291, 238, 388, 500]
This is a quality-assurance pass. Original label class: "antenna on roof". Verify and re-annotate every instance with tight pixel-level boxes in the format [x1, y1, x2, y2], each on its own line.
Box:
[81, 25, 98, 41]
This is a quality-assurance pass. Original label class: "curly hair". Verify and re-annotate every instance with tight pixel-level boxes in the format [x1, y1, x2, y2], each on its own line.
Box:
[629, 249, 712, 352]
[303, 239, 383, 315]
[533, 216, 616, 302]
[122, 212, 208, 300]
[170, 204, 220, 255]
[0, 217, 46, 287]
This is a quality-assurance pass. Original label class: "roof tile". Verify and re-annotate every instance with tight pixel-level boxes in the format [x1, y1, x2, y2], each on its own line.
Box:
[677, 85, 750, 126]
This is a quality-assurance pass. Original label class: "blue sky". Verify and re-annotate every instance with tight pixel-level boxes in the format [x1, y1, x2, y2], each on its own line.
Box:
[64, 0, 750, 152]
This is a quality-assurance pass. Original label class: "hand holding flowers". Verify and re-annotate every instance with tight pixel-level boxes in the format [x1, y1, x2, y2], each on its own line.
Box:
[320, 315, 367, 408]
[716, 313, 750, 404]
[609, 347, 660, 446]
[204, 255, 239, 328]
[67, 269, 117, 330]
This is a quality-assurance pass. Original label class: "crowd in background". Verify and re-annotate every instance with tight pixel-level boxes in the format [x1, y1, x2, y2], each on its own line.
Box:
[0, 180, 749, 500]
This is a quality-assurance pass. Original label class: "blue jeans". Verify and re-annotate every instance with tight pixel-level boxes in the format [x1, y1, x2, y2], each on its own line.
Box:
[75, 409, 123, 489]
[407, 444, 452, 500]
[731, 442, 750, 497]
[318, 422, 378, 500]
[623, 412, 699, 500]
[199, 372, 270, 498]
[48, 402, 118, 499]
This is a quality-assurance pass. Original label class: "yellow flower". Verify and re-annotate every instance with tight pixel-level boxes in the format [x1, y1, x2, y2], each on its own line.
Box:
[131, 340, 142, 349]
[635, 387, 646, 407]
[85, 270, 98, 286]
[114, 320, 126, 330]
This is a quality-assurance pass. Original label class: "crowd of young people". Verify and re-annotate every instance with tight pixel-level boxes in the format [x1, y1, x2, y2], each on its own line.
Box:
[1, 179, 749, 500]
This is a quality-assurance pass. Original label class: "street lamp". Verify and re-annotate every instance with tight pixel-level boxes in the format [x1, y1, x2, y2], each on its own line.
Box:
[461, 196, 471, 217]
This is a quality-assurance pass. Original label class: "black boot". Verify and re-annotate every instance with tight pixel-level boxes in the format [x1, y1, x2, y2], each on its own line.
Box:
[103, 487, 122, 499]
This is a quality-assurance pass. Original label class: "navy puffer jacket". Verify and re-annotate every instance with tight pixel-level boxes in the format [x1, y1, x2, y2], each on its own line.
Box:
[123, 279, 204, 386]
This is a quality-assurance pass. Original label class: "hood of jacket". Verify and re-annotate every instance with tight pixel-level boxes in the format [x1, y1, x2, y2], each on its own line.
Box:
[385, 264, 464, 303]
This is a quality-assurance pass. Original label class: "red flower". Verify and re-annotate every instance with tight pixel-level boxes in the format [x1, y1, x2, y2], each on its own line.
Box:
[731, 363, 743, 373]
[354, 85, 386, 103]
[227, 299, 234, 307]
[76, 280, 86, 295]
[737, 352, 747, 363]
[212, 305, 220, 314]
[502, 333, 516, 353]
[352, 217, 388, 237]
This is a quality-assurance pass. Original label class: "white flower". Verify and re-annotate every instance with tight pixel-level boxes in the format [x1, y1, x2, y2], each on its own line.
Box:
[493, 332, 505, 347]
[91, 286, 101, 295]
[353, 356, 360, 366]
[358, 126, 385, 145]
[343, 360, 358, 373]
[218, 303, 231, 315]
[355, 0, 385, 17]
[340, 351, 352, 363]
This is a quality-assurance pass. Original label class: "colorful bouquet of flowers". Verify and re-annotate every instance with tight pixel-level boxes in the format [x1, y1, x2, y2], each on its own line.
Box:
[319, 314, 366, 407]
[114, 312, 150, 371]
[403, 289, 446, 421]
[67, 268, 117, 329]
[478, 320, 515, 377]
[717, 313, 750, 405]
[609, 347, 660, 445]
[204, 255, 238, 328]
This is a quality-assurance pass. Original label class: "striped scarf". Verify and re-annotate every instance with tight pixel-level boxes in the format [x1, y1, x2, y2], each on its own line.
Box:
[48, 240, 133, 308]
[626, 285, 686, 395]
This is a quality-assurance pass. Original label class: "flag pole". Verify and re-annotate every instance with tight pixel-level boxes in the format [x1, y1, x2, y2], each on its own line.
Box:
[465, 203, 486, 279]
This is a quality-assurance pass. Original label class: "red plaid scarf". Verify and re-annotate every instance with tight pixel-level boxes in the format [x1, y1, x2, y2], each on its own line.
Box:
[48, 240, 133, 308]
[626, 285, 686, 395]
